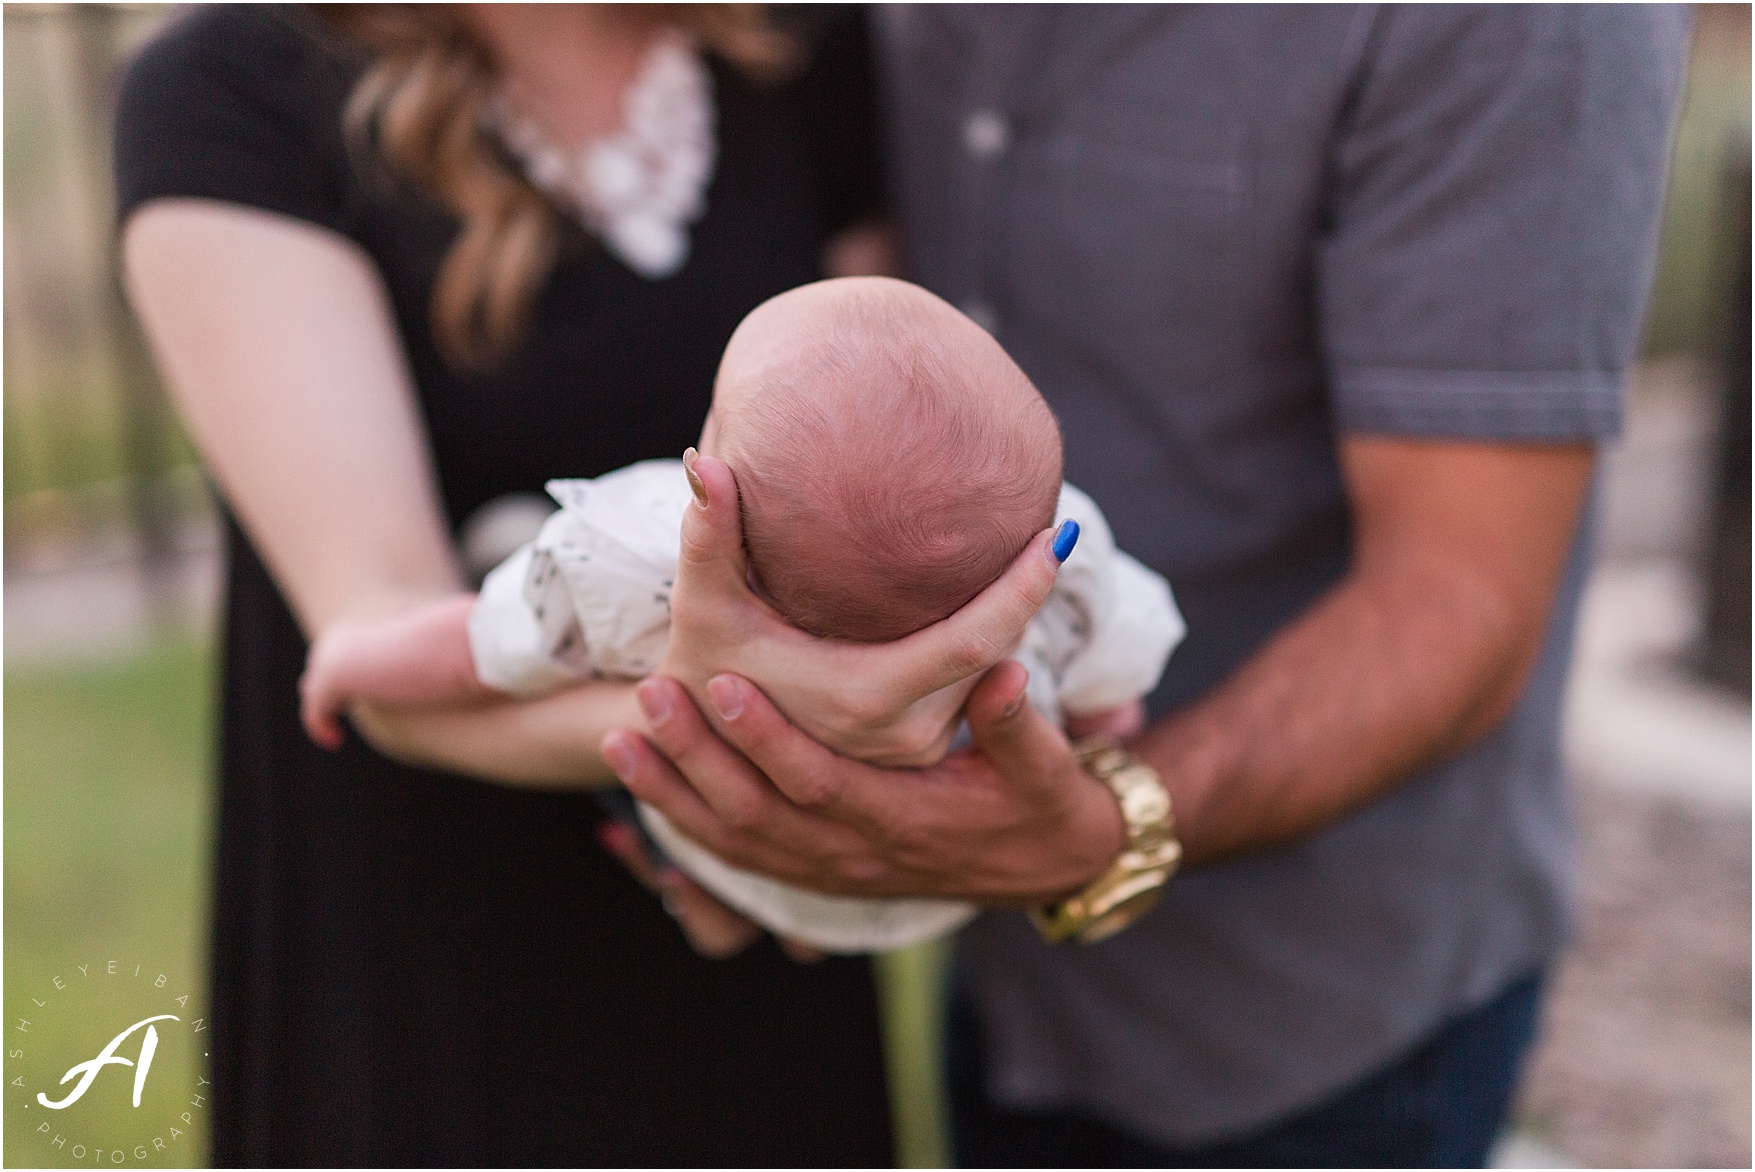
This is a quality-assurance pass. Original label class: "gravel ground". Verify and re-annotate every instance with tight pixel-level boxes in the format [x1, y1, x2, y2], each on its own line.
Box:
[1514, 780, 1751, 1168]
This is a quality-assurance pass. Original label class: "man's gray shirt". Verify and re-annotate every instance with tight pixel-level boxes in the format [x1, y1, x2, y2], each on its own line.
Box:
[878, 4, 1687, 1145]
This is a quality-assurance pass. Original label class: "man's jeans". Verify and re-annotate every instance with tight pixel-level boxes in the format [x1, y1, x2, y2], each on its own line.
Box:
[949, 970, 1546, 1168]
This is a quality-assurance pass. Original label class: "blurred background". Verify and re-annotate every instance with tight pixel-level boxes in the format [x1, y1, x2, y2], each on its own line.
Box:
[4, 4, 1749, 1167]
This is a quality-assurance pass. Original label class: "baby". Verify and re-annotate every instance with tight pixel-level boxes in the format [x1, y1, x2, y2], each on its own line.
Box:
[301, 277, 1183, 952]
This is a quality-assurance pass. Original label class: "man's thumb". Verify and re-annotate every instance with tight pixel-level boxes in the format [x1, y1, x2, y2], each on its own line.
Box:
[966, 659, 1068, 791]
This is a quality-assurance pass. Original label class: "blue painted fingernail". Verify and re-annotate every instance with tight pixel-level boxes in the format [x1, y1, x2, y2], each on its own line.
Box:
[1050, 520, 1080, 563]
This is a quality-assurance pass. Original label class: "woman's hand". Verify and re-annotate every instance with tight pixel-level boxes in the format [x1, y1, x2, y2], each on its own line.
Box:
[655, 451, 1071, 767]
[602, 660, 1126, 905]
[594, 820, 763, 958]
[596, 819, 827, 963]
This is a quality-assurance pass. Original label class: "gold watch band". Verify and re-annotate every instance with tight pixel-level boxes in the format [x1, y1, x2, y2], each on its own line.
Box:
[1029, 736, 1180, 944]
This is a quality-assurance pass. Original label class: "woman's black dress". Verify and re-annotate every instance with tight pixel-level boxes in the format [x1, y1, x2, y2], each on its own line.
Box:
[114, 7, 893, 1165]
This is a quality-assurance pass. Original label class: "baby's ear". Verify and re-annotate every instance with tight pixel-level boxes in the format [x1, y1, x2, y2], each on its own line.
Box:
[744, 565, 777, 605]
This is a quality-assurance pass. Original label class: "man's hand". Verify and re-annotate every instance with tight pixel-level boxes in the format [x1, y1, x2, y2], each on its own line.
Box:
[1064, 699, 1148, 741]
[605, 436, 1594, 901]
[601, 659, 1125, 904]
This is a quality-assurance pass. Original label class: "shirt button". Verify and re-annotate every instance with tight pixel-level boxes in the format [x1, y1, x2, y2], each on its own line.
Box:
[963, 110, 1011, 160]
[961, 297, 999, 334]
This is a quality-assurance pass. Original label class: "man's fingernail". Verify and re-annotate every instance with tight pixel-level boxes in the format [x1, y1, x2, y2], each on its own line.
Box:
[1050, 519, 1080, 564]
[1001, 690, 1027, 719]
[707, 675, 744, 721]
[683, 447, 710, 507]
[636, 679, 672, 727]
[602, 734, 637, 782]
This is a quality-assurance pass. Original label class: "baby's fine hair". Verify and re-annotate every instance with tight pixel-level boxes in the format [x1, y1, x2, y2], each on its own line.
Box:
[714, 278, 1063, 642]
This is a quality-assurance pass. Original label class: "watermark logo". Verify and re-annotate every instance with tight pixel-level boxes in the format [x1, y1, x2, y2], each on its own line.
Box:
[7, 960, 209, 1167]
[38, 1015, 178, 1111]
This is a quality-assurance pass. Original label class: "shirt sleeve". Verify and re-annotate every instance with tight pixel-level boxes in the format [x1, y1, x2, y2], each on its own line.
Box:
[1050, 484, 1185, 715]
[467, 544, 594, 697]
[1319, 5, 1690, 441]
[113, 5, 362, 234]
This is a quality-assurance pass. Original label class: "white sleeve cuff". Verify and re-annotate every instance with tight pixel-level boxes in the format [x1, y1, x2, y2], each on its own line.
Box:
[467, 544, 591, 697]
[1058, 549, 1185, 715]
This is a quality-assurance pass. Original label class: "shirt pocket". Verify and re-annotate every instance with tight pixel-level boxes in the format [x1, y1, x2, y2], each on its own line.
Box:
[1005, 96, 1249, 386]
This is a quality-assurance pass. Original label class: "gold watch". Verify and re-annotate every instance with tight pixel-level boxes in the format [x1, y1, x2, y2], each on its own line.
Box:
[1029, 736, 1180, 944]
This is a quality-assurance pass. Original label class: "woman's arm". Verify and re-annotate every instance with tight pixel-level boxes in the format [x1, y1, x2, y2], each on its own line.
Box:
[123, 198, 637, 788]
[124, 200, 458, 630]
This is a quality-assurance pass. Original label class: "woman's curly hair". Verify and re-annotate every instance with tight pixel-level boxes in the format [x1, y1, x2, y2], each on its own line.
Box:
[316, 5, 793, 370]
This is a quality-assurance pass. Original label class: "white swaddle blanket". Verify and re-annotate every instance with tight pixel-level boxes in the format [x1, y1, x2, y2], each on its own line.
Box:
[469, 458, 1184, 952]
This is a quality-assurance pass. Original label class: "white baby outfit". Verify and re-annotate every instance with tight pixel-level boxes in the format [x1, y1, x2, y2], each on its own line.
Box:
[469, 458, 1185, 952]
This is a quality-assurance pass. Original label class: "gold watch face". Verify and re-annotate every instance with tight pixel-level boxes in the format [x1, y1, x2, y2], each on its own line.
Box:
[1119, 778, 1171, 826]
[1034, 740, 1179, 947]
[1080, 886, 1164, 943]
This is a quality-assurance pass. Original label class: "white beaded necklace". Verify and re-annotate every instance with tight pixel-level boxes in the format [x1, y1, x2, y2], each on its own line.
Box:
[490, 33, 716, 280]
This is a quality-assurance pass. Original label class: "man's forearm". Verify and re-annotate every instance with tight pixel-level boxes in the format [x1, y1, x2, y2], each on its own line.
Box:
[1138, 560, 1526, 865]
[1136, 439, 1594, 868]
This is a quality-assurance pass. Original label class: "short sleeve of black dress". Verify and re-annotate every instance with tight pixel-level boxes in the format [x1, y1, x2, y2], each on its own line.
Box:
[114, 6, 893, 1167]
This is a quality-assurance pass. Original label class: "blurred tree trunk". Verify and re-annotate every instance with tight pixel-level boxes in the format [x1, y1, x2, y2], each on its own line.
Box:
[1700, 144, 1750, 694]
[67, 4, 181, 624]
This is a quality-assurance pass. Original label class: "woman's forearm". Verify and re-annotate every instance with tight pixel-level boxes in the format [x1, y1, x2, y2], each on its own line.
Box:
[353, 678, 647, 789]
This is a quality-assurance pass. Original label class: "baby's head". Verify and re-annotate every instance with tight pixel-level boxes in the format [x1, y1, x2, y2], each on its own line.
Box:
[702, 278, 1062, 643]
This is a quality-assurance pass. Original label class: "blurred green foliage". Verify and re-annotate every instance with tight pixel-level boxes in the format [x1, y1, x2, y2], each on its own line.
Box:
[4, 4, 189, 543]
[1643, 30, 1752, 358]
